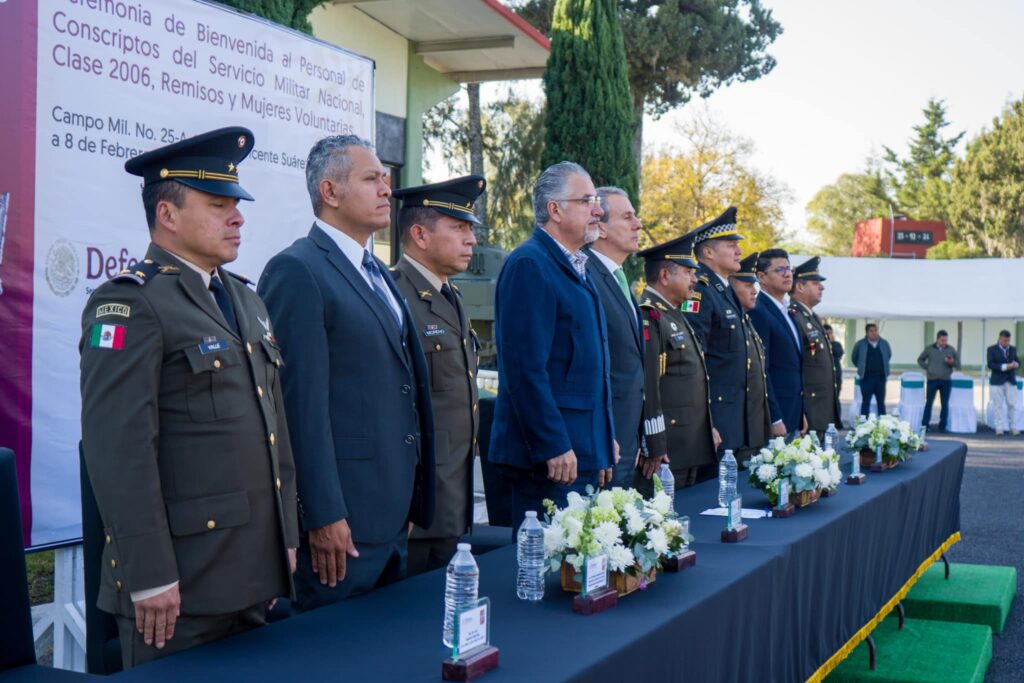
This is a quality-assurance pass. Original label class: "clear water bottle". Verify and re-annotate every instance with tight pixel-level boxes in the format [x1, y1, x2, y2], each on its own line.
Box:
[516, 511, 545, 602]
[718, 449, 738, 507]
[825, 423, 839, 451]
[658, 463, 675, 511]
[442, 543, 479, 648]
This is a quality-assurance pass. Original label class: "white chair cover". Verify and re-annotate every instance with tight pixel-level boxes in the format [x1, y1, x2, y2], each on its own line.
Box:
[946, 372, 977, 433]
[898, 371, 926, 429]
[984, 378, 1024, 431]
[848, 377, 878, 426]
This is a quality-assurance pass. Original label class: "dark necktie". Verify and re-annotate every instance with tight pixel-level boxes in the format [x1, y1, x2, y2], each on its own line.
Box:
[441, 282, 463, 329]
[361, 251, 402, 329]
[209, 274, 238, 335]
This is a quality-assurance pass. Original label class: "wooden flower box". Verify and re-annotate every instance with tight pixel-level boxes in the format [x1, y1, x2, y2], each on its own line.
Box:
[789, 488, 821, 507]
[560, 561, 657, 597]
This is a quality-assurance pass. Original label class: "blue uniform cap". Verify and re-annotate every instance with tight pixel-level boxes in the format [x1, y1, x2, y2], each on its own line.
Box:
[793, 256, 826, 281]
[125, 126, 255, 201]
[691, 207, 744, 244]
[732, 252, 760, 283]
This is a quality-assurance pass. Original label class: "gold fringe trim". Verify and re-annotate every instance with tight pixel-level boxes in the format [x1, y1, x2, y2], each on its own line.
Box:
[805, 531, 961, 683]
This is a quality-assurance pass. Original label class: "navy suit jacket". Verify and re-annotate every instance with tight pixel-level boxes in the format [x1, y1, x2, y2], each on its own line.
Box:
[987, 343, 1019, 385]
[585, 252, 644, 462]
[748, 291, 804, 433]
[258, 224, 435, 544]
[489, 228, 616, 472]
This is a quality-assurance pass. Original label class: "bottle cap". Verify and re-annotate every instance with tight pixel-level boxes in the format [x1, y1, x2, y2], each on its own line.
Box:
[525, 510, 537, 518]
[827, 423, 835, 429]
[457, 543, 472, 552]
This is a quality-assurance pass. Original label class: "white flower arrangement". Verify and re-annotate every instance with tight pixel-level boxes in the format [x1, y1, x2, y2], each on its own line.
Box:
[845, 414, 922, 465]
[542, 485, 692, 578]
[745, 435, 842, 505]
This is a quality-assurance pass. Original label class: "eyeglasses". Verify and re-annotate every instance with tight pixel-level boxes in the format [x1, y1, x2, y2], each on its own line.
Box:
[554, 195, 602, 207]
[767, 266, 794, 275]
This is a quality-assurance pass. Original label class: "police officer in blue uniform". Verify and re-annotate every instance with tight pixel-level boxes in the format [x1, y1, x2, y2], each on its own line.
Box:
[685, 207, 748, 457]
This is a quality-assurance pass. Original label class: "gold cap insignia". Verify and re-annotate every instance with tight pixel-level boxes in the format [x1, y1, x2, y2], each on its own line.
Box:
[237, 135, 247, 148]
[159, 168, 169, 178]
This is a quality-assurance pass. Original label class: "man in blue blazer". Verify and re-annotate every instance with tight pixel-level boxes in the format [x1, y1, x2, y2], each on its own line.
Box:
[258, 136, 434, 611]
[490, 162, 616, 525]
[586, 186, 644, 488]
[749, 248, 806, 437]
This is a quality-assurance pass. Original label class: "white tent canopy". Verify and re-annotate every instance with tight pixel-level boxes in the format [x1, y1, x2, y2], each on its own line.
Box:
[789, 256, 1024, 320]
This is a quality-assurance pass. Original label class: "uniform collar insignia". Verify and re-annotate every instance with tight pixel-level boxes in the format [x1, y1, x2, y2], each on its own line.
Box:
[419, 290, 432, 299]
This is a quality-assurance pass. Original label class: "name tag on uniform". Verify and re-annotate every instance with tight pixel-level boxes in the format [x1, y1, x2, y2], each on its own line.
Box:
[424, 324, 446, 337]
[670, 331, 687, 344]
[199, 337, 229, 354]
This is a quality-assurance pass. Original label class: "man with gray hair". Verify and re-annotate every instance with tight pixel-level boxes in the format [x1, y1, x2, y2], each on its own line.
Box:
[258, 135, 435, 610]
[585, 186, 644, 488]
[489, 161, 617, 525]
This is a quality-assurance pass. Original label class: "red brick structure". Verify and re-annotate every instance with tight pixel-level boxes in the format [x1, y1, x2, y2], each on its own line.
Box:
[852, 218, 947, 258]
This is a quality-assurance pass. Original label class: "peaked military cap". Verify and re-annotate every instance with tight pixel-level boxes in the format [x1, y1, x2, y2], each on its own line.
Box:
[392, 174, 485, 226]
[125, 126, 255, 201]
[691, 207, 743, 244]
[637, 230, 699, 269]
[732, 251, 759, 283]
[793, 256, 826, 281]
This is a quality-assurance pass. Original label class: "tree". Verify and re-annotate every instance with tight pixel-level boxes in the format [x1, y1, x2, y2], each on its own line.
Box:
[947, 98, 1024, 257]
[542, 0, 637, 203]
[218, 0, 324, 33]
[883, 98, 964, 223]
[640, 112, 790, 253]
[805, 164, 892, 255]
[515, 0, 782, 171]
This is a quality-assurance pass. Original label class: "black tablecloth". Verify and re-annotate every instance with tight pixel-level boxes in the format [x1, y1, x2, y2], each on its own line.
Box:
[111, 440, 966, 683]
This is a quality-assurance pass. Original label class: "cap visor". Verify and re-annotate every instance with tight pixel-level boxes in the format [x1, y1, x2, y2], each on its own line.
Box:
[175, 178, 254, 201]
[436, 207, 481, 225]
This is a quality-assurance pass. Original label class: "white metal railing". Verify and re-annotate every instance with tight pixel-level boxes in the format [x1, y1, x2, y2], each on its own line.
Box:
[476, 369, 499, 393]
[32, 545, 87, 672]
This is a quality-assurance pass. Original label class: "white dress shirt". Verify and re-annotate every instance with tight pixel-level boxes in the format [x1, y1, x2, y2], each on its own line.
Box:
[591, 249, 637, 322]
[767, 292, 802, 350]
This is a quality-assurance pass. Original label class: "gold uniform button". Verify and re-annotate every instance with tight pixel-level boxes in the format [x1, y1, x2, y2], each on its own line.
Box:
[435, 344, 442, 351]
[110, 559, 117, 569]
[276, 478, 282, 491]
[105, 535, 112, 545]
[116, 580, 123, 590]
[258, 386, 264, 398]
[275, 359, 282, 367]
[246, 342, 253, 354]
[270, 433, 276, 446]
[207, 520, 216, 530]
[670, 419, 677, 425]
[213, 359, 222, 369]
[473, 404, 478, 412]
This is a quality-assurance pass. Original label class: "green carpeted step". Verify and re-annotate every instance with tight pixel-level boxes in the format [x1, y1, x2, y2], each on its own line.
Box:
[827, 617, 992, 683]
[903, 563, 1017, 634]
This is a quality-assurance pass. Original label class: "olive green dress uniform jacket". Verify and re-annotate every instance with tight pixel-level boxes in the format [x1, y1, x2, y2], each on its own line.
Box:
[392, 259, 479, 540]
[788, 300, 842, 432]
[79, 244, 299, 619]
[742, 312, 772, 454]
[638, 287, 717, 473]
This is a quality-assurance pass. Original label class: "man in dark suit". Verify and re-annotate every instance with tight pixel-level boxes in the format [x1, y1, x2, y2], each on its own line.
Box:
[587, 186, 644, 488]
[749, 248, 806, 438]
[987, 330, 1020, 435]
[729, 253, 772, 464]
[390, 176, 482, 575]
[490, 161, 616, 525]
[686, 207, 748, 456]
[80, 128, 297, 667]
[258, 136, 434, 610]
[636, 232, 720, 491]
[789, 257, 842, 436]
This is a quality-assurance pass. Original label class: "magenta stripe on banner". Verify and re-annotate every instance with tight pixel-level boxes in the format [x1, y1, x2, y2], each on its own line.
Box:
[0, 0, 38, 547]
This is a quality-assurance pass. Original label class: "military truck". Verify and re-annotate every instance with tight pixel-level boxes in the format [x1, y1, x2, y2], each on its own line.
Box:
[451, 245, 507, 369]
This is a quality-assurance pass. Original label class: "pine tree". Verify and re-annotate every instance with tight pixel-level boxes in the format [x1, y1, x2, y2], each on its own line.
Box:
[541, 0, 637, 205]
[218, 0, 324, 34]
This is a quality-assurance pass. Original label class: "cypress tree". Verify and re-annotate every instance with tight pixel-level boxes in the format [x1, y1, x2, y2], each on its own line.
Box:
[217, 1, 324, 34]
[542, 0, 637, 205]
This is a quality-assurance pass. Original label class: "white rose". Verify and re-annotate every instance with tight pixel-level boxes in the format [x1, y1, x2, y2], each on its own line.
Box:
[566, 491, 586, 510]
[563, 515, 583, 547]
[543, 523, 567, 556]
[651, 491, 672, 515]
[756, 463, 778, 483]
[596, 490, 615, 509]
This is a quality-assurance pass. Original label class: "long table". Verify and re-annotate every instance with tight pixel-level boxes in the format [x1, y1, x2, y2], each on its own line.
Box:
[112, 440, 966, 683]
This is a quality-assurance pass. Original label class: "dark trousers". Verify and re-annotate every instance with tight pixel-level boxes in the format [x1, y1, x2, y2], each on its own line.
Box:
[922, 378, 952, 429]
[407, 536, 460, 577]
[499, 465, 600, 527]
[293, 528, 407, 613]
[860, 375, 887, 416]
[115, 604, 264, 669]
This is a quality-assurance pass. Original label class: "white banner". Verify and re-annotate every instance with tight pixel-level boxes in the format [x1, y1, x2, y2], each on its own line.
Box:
[30, 0, 374, 546]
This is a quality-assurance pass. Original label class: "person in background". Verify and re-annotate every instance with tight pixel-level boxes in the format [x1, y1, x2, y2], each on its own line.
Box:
[729, 252, 771, 466]
[916, 330, 959, 432]
[851, 323, 892, 417]
[987, 330, 1020, 436]
[823, 324, 844, 396]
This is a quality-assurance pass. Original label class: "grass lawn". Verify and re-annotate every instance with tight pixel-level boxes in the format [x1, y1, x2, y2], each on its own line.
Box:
[26, 550, 54, 605]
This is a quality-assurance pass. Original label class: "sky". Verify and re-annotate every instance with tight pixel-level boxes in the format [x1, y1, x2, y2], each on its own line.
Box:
[473, 0, 1024, 242]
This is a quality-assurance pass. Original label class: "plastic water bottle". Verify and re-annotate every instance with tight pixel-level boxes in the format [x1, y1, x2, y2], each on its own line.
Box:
[718, 449, 738, 507]
[658, 463, 675, 511]
[825, 423, 839, 451]
[516, 511, 545, 602]
[442, 543, 479, 648]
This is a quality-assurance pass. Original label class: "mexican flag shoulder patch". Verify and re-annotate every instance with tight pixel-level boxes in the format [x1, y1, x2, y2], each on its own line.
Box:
[90, 323, 126, 350]
[682, 300, 700, 314]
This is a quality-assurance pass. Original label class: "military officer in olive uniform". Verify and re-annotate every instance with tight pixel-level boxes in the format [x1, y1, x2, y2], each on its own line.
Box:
[390, 176, 482, 575]
[79, 128, 298, 668]
[635, 232, 721, 492]
[729, 253, 772, 464]
[789, 256, 842, 436]
[687, 207, 748, 457]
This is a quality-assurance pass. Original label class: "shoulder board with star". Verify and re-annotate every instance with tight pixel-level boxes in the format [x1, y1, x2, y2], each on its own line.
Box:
[110, 259, 172, 286]
[697, 274, 710, 286]
[654, 301, 669, 312]
[224, 270, 253, 286]
[638, 296, 656, 310]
